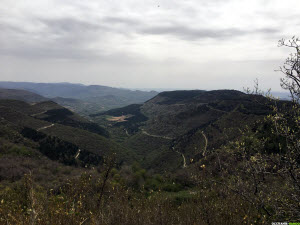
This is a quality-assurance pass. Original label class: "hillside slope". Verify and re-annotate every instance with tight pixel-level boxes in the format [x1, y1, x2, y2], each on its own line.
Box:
[0, 118, 90, 188]
[0, 99, 135, 168]
[0, 88, 48, 102]
[94, 90, 276, 171]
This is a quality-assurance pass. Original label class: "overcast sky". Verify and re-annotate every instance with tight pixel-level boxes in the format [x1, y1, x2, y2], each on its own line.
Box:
[0, 0, 299, 91]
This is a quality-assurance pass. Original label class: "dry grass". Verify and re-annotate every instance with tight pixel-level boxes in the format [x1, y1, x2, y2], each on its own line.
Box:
[106, 115, 132, 122]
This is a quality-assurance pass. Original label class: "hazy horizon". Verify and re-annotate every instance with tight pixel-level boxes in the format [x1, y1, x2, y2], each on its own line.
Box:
[0, 81, 291, 97]
[1, 0, 299, 91]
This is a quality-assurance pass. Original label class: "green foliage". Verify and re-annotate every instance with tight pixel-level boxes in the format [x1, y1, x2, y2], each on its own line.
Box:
[161, 183, 182, 192]
[39, 108, 109, 137]
[92, 104, 148, 134]
[21, 127, 102, 166]
[0, 145, 34, 157]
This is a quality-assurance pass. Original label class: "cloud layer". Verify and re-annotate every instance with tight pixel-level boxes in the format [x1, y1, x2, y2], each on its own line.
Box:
[0, 0, 299, 90]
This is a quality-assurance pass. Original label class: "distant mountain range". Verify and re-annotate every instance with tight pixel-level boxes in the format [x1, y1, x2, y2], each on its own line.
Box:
[0, 88, 48, 102]
[271, 91, 291, 100]
[0, 82, 158, 115]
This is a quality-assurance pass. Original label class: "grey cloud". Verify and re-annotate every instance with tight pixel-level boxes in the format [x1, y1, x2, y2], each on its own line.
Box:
[38, 16, 140, 41]
[0, 43, 147, 64]
[0, 16, 105, 44]
[39, 17, 103, 33]
[0, 17, 108, 59]
[0, 23, 28, 34]
[140, 25, 279, 40]
[0, 15, 141, 60]
[0, 0, 289, 64]
[102, 16, 141, 26]
[38, 15, 279, 42]
[0, 45, 96, 60]
[0, 12, 280, 60]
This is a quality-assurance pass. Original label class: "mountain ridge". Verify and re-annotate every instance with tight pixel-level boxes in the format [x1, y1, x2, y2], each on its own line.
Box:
[94, 89, 279, 171]
[0, 82, 159, 115]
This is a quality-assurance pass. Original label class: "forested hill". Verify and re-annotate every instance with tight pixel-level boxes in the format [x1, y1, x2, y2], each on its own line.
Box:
[0, 88, 48, 102]
[93, 89, 284, 172]
[0, 98, 136, 168]
[0, 82, 158, 115]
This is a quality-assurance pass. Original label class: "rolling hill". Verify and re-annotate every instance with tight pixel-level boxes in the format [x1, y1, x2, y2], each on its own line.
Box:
[0, 88, 288, 173]
[0, 88, 48, 102]
[93, 89, 279, 171]
[0, 99, 136, 170]
[0, 82, 158, 115]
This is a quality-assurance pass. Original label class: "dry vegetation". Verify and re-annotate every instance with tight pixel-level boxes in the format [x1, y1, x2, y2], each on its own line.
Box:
[106, 115, 132, 122]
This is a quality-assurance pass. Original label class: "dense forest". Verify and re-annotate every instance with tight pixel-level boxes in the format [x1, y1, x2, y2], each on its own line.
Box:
[0, 38, 299, 225]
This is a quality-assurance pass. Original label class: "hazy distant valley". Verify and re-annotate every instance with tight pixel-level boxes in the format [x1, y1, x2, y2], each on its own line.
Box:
[0, 82, 158, 116]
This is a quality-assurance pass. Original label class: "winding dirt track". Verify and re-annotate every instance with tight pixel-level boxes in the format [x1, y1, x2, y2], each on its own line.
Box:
[75, 149, 81, 159]
[141, 130, 173, 140]
[141, 130, 188, 168]
[176, 150, 187, 168]
[31, 111, 47, 117]
[201, 131, 208, 156]
[37, 124, 54, 131]
[141, 129, 209, 168]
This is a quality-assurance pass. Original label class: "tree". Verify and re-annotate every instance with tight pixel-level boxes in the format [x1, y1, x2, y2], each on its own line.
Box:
[278, 36, 300, 103]
[209, 37, 300, 221]
[241, 37, 300, 220]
